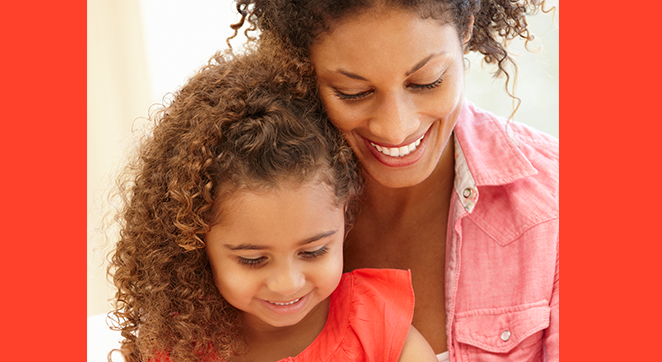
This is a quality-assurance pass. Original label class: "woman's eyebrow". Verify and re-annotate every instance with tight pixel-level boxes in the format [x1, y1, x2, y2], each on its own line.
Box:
[406, 53, 437, 76]
[334, 52, 444, 80]
[223, 230, 338, 251]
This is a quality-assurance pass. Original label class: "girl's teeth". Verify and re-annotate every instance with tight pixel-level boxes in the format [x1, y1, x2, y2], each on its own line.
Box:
[370, 134, 424, 158]
[270, 298, 300, 306]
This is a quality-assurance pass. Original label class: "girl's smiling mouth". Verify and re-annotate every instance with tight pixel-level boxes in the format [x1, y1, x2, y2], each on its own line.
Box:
[259, 292, 311, 315]
[268, 297, 302, 306]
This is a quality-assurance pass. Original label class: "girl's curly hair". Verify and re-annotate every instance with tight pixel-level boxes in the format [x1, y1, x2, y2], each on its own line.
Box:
[108, 35, 362, 362]
[230, 0, 551, 98]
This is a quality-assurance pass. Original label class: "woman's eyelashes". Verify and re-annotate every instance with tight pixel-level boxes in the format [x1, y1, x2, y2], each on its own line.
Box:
[333, 89, 372, 101]
[237, 246, 329, 268]
[408, 75, 443, 90]
[332, 75, 443, 100]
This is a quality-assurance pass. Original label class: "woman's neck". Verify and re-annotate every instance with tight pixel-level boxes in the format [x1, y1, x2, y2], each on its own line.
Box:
[234, 298, 330, 362]
[360, 137, 455, 225]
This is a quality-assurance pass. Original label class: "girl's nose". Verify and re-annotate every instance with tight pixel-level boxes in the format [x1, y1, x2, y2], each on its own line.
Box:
[266, 262, 306, 296]
[368, 92, 420, 145]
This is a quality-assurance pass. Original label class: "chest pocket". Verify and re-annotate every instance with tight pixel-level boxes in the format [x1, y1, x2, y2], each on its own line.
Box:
[454, 300, 550, 361]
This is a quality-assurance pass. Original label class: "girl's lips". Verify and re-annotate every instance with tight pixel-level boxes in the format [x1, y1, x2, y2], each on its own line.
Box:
[361, 128, 431, 167]
[259, 292, 310, 315]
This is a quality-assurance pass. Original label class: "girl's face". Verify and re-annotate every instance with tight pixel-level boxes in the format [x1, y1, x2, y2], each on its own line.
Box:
[205, 179, 345, 330]
[310, 8, 470, 188]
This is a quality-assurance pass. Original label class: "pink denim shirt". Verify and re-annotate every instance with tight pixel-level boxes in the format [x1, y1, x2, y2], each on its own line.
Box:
[445, 101, 559, 361]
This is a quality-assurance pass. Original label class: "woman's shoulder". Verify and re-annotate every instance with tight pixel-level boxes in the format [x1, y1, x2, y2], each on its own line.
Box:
[454, 101, 558, 244]
[456, 100, 558, 191]
[460, 100, 558, 161]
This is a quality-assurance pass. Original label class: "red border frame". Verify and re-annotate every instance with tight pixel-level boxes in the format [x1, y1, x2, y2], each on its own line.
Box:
[1, 1, 86, 360]
[4, 1, 661, 361]
[563, 2, 662, 360]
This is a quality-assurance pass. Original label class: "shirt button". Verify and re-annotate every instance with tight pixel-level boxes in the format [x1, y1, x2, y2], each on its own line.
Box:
[500, 330, 511, 342]
[462, 188, 473, 198]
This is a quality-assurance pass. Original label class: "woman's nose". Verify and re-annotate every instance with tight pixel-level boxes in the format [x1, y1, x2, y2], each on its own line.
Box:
[266, 262, 306, 296]
[368, 92, 419, 145]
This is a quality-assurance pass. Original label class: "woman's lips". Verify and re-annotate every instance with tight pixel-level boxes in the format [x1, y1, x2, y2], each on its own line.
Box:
[361, 129, 430, 167]
[369, 134, 424, 157]
[259, 292, 310, 315]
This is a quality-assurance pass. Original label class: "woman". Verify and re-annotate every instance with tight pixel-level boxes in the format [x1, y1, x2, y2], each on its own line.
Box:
[232, 1, 558, 361]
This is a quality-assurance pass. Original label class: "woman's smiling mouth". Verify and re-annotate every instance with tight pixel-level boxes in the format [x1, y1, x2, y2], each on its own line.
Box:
[360, 127, 432, 168]
[370, 134, 425, 157]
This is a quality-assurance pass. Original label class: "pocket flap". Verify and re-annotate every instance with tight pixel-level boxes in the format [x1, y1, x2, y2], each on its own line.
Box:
[455, 300, 550, 353]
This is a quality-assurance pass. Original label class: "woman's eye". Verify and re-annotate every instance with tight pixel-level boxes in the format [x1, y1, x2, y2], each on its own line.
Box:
[333, 89, 372, 101]
[238, 256, 267, 268]
[408, 76, 443, 90]
[299, 246, 329, 260]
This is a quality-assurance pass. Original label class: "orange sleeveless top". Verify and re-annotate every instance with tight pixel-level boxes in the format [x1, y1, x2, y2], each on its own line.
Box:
[153, 268, 414, 361]
[282, 268, 415, 361]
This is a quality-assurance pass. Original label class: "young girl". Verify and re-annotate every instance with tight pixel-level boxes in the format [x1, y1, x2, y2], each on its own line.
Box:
[108, 37, 437, 362]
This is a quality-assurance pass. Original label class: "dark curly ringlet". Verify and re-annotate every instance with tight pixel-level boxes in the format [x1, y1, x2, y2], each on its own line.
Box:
[231, 0, 548, 88]
[108, 35, 362, 362]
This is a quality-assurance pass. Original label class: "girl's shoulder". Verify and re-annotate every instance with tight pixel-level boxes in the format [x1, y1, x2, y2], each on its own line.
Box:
[293, 268, 414, 362]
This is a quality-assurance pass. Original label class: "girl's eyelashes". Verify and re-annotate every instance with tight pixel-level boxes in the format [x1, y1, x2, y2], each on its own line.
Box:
[236, 246, 329, 267]
[299, 245, 329, 259]
[238, 256, 267, 268]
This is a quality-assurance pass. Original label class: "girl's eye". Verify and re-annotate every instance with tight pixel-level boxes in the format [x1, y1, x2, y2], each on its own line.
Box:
[299, 246, 329, 260]
[333, 89, 372, 101]
[238, 256, 267, 268]
[408, 76, 443, 90]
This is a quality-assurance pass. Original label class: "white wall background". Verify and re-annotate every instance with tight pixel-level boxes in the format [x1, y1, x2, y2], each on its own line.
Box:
[88, 1, 557, 360]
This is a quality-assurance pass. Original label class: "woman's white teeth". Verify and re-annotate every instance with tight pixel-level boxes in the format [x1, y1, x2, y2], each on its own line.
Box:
[370, 135, 424, 157]
[270, 298, 300, 306]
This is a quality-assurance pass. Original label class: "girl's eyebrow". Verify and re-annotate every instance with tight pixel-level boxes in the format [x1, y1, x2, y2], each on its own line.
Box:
[223, 229, 338, 251]
[335, 69, 368, 81]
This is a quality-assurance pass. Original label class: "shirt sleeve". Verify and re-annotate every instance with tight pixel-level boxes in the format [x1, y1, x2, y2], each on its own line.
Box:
[543, 234, 559, 362]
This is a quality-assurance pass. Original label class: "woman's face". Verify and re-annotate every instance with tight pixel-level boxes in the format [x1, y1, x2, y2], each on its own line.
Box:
[310, 8, 470, 188]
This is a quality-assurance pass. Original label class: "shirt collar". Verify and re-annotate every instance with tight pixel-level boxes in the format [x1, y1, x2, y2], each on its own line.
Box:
[453, 100, 538, 213]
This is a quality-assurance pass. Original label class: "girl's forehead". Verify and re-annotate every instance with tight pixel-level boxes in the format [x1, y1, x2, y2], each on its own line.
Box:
[214, 177, 338, 219]
[207, 179, 345, 246]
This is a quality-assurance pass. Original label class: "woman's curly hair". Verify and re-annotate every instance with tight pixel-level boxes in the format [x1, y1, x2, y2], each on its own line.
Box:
[108, 35, 362, 362]
[230, 0, 550, 91]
